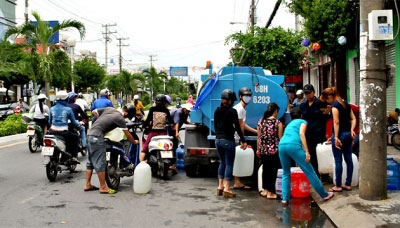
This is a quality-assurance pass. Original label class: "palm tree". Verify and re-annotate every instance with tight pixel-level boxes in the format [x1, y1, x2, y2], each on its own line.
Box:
[4, 11, 85, 103]
[142, 67, 168, 100]
[130, 72, 145, 96]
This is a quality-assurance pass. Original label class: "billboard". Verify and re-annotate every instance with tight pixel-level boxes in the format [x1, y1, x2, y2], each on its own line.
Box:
[170, 66, 188, 76]
[30, 20, 59, 43]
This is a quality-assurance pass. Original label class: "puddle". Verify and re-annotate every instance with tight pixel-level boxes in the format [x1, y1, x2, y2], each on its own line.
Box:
[276, 198, 336, 227]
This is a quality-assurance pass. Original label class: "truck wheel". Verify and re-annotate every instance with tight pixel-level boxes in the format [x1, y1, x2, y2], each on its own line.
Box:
[185, 165, 197, 177]
[46, 161, 58, 182]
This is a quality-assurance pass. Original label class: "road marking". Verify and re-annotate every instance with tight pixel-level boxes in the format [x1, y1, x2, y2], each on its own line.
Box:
[0, 141, 27, 149]
[19, 196, 34, 204]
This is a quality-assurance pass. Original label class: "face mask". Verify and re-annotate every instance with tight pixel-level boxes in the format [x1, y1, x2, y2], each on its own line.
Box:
[242, 96, 251, 104]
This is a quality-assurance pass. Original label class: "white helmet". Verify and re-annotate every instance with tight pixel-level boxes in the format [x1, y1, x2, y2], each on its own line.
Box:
[296, 89, 304, 95]
[134, 95, 139, 100]
[55, 90, 69, 100]
[181, 103, 193, 111]
[38, 94, 47, 100]
[99, 89, 110, 97]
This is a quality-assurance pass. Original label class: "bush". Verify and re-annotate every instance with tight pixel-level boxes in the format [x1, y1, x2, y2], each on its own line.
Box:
[144, 104, 152, 111]
[171, 94, 177, 101]
[179, 93, 188, 100]
[142, 95, 150, 106]
[0, 114, 27, 137]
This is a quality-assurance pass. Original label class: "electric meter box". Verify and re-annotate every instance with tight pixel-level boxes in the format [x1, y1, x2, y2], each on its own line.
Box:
[368, 10, 394, 41]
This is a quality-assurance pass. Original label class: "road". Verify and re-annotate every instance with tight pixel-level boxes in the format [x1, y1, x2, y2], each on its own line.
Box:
[0, 134, 334, 228]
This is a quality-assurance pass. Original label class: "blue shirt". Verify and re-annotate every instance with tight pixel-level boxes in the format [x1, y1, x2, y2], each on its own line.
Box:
[91, 96, 113, 111]
[280, 119, 307, 148]
[49, 100, 80, 130]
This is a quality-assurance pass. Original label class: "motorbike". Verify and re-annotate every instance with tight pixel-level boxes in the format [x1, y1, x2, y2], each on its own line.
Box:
[42, 133, 78, 182]
[145, 124, 175, 180]
[388, 123, 400, 150]
[105, 122, 141, 190]
[132, 114, 144, 132]
[26, 121, 43, 153]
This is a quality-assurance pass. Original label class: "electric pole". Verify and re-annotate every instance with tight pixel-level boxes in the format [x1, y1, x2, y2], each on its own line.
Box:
[149, 54, 157, 68]
[25, 0, 29, 24]
[359, 0, 387, 200]
[250, 0, 255, 35]
[149, 55, 157, 100]
[102, 23, 117, 74]
[117, 37, 129, 73]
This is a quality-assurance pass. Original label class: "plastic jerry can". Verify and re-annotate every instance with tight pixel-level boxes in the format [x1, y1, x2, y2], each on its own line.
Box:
[291, 171, 310, 198]
[133, 162, 152, 194]
[316, 142, 334, 174]
[176, 144, 185, 169]
[275, 169, 283, 196]
[387, 156, 400, 191]
[233, 146, 254, 177]
[333, 153, 359, 187]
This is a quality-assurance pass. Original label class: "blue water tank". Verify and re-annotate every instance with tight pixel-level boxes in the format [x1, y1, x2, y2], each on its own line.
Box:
[176, 145, 185, 169]
[387, 156, 400, 191]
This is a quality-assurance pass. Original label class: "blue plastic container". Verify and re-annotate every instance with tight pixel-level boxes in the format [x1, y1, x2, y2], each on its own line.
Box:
[176, 145, 185, 169]
[387, 156, 400, 191]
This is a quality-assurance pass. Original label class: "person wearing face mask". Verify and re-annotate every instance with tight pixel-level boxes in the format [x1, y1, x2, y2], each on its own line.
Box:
[233, 87, 257, 190]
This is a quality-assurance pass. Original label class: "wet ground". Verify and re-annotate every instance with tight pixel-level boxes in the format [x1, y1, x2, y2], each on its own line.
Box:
[0, 139, 335, 227]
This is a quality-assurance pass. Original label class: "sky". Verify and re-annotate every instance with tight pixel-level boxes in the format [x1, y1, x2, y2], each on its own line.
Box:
[14, 0, 296, 75]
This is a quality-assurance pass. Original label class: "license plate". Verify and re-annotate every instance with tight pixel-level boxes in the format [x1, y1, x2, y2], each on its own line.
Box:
[41, 147, 54, 156]
[27, 130, 35, 136]
[160, 150, 173, 159]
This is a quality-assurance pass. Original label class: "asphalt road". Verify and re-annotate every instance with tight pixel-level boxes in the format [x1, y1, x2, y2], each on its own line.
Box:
[0, 134, 334, 228]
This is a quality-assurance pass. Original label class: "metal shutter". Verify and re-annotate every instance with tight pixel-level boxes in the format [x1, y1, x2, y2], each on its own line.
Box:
[386, 43, 396, 112]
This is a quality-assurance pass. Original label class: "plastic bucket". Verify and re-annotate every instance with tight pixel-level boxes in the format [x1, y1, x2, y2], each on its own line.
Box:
[291, 171, 310, 198]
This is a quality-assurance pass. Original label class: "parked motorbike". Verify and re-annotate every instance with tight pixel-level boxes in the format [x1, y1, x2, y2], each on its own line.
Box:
[42, 133, 78, 182]
[27, 121, 43, 153]
[147, 131, 174, 179]
[105, 122, 141, 190]
[388, 124, 400, 150]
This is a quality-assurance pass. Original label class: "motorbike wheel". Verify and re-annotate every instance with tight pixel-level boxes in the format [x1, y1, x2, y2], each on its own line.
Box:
[46, 161, 58, 182]
[28, 134, 38, 153]
[80, 147, 88, 156]
[105, 162, 120, 189]
[392, 132, 400, 150]
[157, 153, 169, 180]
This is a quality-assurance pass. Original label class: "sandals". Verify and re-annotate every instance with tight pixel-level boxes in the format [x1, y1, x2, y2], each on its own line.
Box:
[233, 185, 251, 190]
[329, 186, 343, 192]
[100, 189, 117, 194]
[217, 188, 224, 196]
[342, 185, 352, 191]
[84, 186, 99, 192]
[223, 191, 236, 198]
[260, 191, 268, 197]
[324, 191, 334, 201]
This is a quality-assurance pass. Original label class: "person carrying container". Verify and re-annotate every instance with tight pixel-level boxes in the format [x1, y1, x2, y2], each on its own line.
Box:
[232, 87, 257, 190]
[214, 89, 247, 198]
[278, 107, 334, 205]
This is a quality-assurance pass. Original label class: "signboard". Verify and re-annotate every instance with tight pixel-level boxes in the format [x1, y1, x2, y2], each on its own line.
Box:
[30, 20, 59, 43]
[284, 75, 302, 85]
[170, 67, 188, 77]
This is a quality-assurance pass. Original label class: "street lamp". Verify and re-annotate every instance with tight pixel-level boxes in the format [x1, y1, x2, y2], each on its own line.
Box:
[66, 38, 76, 92]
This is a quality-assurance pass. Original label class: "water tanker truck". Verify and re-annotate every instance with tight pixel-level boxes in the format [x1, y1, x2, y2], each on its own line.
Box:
[184, 66, 289, 177]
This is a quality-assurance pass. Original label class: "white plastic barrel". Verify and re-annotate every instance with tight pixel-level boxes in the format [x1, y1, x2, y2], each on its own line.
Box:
[233, 146, 254, 177]
[316, 142, 334, 174]
[333, 153, 359, 187]
[133, 162, 152, 194]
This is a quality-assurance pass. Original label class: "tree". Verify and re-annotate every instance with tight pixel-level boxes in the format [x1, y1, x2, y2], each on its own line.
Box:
[103, 75, 122, 98]
[49, 50, 72, 89]
[74, 57, 105, 92]
[142, 67, 168, 100]
[287, 0, 359, 58]
[4, 11, 85, 103]
[226, 27, 304, 75]
[130, 73, 145, 96]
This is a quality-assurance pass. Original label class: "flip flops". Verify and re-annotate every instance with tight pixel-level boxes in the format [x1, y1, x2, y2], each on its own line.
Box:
[84, 186, 99, 192]
[233, 185, 251, 190]
[100, 189, 117, 194]
[328, 187, 343, 192]
[324, 192, 335, 201]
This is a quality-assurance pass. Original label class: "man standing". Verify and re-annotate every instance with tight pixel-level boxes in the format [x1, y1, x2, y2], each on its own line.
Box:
[84, 104, 138, 194]
[170, 103, 192, 150]
[233, 87, 257, 190]
[91, 89, 113, 121]
[300, 84, 330, 179]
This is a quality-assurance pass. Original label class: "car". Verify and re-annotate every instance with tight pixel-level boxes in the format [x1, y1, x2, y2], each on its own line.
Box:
[0, 103, 15, 120]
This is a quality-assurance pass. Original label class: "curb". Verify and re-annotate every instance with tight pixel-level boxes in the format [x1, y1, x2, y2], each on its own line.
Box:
[0, 133, 28, 145]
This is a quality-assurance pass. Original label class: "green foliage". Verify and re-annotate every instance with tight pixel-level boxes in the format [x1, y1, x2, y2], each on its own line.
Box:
[287, 0, 359, 58]
[226, 27, 304, 75]
[179, 93, 188, 100]
[144, 103, 151, 111]
[74, 57, 105, 91]
[49, 50, 72, 89]
[104, 75, 122, 96]
[0, 114, 27, 137]
[143, 67, 168, 100]
[142, 94, 150, 106]
[165, 77, 187, 95]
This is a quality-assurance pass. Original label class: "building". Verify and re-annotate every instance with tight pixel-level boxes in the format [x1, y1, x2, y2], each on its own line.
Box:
[0, 0, 16, 41]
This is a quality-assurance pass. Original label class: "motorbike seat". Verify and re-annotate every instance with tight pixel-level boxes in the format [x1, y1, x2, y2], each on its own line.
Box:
[151, 135, 173, 141]
[45, 134, 66, 142]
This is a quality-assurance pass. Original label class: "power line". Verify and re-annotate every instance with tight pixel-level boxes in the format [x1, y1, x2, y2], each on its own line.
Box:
[46, 0, 103, 25]
[102, 23, 117, 72]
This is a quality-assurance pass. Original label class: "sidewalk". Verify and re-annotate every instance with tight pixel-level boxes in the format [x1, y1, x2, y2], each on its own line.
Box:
[311, 146, 400, 228]
[0, 133, 28, 146]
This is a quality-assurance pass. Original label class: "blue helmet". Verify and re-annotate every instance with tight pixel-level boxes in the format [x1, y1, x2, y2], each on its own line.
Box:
[165, 95, 172, 105]
[68, 92, 78, 100]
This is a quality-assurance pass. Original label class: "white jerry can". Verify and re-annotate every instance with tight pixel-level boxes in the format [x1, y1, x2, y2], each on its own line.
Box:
[133, 162, 152, 194]
[333, 153, 359, 187]
[233, 146, 254, 177]
[316, 142, 334, 174]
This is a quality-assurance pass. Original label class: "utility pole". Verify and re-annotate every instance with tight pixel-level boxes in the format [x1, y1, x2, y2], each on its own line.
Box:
[359, 0, 387, 200]
[117, 37, 129, 73]
[149, 55, 157, 100]
[102, 23, 117, 74]
[250, 0, 255, 35]
[25, 0, 29, 24]
[149, 54, 157, 68]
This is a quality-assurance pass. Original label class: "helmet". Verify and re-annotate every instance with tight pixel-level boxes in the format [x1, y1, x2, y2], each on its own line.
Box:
[37, 94, 47, 100]
[124, 104, 136, 120]
[78, 92, 83, 98]
[239, 87, 252, 96]
[56, 90, 69, 100]
[134, 95, 139, 100]
[165, 95, 172, 105]
[181, 103, 193, 111]
[221, 89, 237, 101]
[296, 89, 304, 95]
[68, 92, 78, 100]
[99, 89, 110, 97]
[155, 94, 166, 105]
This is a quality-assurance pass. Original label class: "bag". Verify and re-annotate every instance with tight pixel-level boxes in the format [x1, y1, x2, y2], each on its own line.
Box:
[21, 113, 34, 123]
